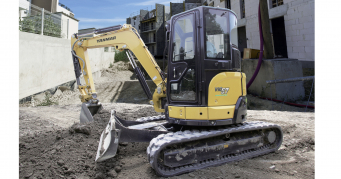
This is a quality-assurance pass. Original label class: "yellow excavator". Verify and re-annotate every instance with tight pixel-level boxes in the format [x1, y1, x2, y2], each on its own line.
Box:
[71, 6, 283, 177]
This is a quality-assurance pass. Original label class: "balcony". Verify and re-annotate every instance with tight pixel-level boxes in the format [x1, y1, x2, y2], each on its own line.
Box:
[140, 27, 156, 33]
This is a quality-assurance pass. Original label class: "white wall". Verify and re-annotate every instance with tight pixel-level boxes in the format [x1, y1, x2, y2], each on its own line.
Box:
[19, 0, 30, 9]
[60, 14, 79, 39]
[230, 0, 314, 61]
[19, 0, 30, 20]
[19, 31, 115, 99]
[56, 4, 74, 17]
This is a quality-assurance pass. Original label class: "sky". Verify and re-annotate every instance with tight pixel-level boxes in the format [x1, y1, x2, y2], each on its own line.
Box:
[59, 0, 185, 30]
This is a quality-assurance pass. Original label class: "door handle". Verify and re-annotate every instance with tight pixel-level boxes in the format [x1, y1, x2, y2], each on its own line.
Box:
[173, 67, 176, 78]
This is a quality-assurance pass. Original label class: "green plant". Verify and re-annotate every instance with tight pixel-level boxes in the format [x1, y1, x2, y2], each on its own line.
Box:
[109, 62, 113, 68]
[37, 93, 58, 106]
[114, 50, 129, 63]
[20, 17, 35, 33]
[43, 16, 61, 38]
[20, 14, 61, 38]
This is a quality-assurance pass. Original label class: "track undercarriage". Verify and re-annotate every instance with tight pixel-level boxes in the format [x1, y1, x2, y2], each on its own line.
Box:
[95, 111, 283, 177]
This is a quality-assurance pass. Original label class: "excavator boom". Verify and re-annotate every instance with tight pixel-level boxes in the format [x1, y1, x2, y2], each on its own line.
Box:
[71, 24, 167, 123]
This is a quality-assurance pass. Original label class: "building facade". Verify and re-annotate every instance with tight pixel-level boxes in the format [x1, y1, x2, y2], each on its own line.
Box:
[19, 0, 78, 39]
[125, 0, 314, 63]
[127, 4, 166, 57]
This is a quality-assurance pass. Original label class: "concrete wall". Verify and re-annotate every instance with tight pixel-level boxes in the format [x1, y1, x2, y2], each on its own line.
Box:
[165, 6, 171, 21]
[19, 31, 115, 99]
[242, 58, 305, 101]
[230, 0, 314, 62]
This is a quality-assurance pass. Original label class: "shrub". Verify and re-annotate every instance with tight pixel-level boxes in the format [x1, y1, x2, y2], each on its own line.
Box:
[114, 50, 129, 63]
[20, 14, 61, 38]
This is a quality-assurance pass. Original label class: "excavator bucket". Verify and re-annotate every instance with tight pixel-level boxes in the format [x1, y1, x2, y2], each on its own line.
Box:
[95, 111, 120, 162]
[80, 102, 103, 123]
[95, 110, 169, 162]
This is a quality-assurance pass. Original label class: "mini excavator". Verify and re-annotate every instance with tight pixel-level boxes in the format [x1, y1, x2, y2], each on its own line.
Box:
[71, 6, 283, 177]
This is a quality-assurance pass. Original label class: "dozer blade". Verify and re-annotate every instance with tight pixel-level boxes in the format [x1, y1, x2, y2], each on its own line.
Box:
[80, 102, 103, 123]
[95, 111, 121, 162]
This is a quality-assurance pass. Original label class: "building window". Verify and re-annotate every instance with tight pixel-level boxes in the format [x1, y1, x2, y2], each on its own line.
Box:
[104, 47, 109, 52]
[240, 0, 245, 18]
[111, 47, 115, 52]
[225, 0, 231, 9]
[151, 22, 154, 30]
[271, 0, 284, 8]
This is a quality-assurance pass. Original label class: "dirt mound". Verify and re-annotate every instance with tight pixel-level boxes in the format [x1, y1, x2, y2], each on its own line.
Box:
[19, 105, 163, 179]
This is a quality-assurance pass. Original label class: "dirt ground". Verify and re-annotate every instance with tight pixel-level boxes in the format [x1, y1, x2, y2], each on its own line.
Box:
[19, 62, 315, 178]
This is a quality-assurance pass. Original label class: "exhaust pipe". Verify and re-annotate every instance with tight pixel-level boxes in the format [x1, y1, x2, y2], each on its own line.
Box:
[80, 101, 103, 123]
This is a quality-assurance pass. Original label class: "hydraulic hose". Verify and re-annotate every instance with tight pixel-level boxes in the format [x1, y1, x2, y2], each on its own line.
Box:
[246, 3, 263, 89]
[71, 38, 86, 76]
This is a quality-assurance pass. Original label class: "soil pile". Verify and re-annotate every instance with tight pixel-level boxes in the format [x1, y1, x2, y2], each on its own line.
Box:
[19, 106, 160, 179]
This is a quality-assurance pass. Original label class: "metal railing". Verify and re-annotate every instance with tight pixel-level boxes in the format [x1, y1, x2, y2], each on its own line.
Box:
[19, 4, 64, 38]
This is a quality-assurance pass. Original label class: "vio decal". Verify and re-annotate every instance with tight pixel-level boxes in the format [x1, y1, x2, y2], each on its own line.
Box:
[215, 87, 229, 96]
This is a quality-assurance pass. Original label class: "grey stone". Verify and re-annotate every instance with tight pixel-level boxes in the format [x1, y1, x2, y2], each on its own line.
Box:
[57, 159, 64, 166]
[33, 92, 46, 102]
[53, 89, 63, 97]
[77, 174, 90, 179]
[108, 169, 118, 178]
[71, 124, 91, 135]
[58, 86, 71, 92]
[189, 173, 195, 177]
[94, 172, 106, 179]
[114, 166, 122, 173]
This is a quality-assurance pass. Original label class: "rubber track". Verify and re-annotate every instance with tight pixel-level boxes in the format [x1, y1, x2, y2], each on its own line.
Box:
[146, 121, 283, 177]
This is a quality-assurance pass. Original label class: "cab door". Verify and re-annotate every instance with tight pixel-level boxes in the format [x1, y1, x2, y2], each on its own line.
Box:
[167, 11, 200, 105]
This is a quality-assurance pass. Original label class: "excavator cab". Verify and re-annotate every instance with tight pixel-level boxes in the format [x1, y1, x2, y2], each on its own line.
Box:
[165, 7, 246, 126]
